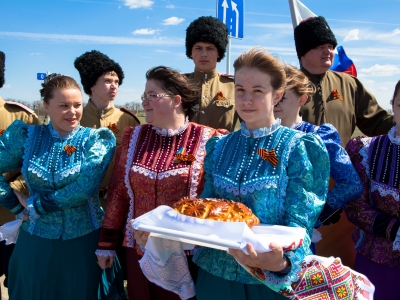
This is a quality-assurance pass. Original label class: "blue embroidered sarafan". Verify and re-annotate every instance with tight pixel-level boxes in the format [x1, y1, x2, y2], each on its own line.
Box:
[0, 120, 115, 240]
[193, 121, 330, 288]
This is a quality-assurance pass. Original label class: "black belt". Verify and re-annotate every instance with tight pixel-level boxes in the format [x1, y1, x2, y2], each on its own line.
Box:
[99, 188, 108, 198]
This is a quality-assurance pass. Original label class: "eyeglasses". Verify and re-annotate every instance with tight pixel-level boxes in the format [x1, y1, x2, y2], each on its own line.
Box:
[140, 93, 174, 102]
[274, 92, 286, 107]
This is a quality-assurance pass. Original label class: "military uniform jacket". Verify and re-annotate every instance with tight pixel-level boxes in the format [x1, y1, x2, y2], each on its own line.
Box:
[300, 68, 394, 146]
[186, 69, 237, 132]
[80, 100, 140, 195]
[0, 96, 39, 224]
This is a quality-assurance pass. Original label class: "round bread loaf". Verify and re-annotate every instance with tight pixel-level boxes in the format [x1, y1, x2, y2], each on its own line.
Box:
[173, 197, 260, 228]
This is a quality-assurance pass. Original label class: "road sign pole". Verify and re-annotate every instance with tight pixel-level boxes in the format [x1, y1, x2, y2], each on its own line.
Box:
[226, 37, 231, 75]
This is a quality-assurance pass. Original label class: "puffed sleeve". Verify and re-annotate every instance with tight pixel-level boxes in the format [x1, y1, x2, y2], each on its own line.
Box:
[29, 127, 115, 215]
[200, 135, 224, 198]
[317, 124, 362, 210]
[97, 126, 135, 253]
[344, 136, 400, 241]
[0, 120, 29, 214]
[264, 133, 330, 286]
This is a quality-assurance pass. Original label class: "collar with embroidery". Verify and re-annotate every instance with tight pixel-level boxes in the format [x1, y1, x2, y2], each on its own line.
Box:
[152, 117, 189, 137]
[388, 125, 400, 145]
[241, 119, 281, 138]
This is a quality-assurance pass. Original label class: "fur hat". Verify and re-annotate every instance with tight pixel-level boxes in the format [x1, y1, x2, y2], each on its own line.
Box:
[0, 51, 5, 89]
[185, 16, 228, 62]
[294, 16, 337, 59]
[74, 50, 124, 95]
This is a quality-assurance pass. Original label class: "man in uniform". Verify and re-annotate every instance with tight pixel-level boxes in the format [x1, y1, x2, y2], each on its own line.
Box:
[0, 51, 39, 295]
[74, 50, 139, 298]
[294, 16, 394, 147]
[185, 16, 238, 132]
[294, 17, 395, 268]
[74, 50, 140, 209]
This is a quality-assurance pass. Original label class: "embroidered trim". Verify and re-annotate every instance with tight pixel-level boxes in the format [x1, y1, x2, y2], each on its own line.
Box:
[388, 125, 400, 145]
[132, 165, 157, 180]
[95, 249, 117, 257]
[48, 122, 80, 140]
[158, 167, 189, 180]
[152, 117, 189, 137]
[189, 127, 211, 198]
[125, 126, 142, 247]
[370, 181, 399, 201]
[241, 119, 281, 138]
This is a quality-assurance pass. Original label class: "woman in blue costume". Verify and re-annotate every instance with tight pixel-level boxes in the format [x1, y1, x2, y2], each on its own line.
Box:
[0, 74, 115, 299]
[274, 65, 362, 253]
[190, 47, 330, 299]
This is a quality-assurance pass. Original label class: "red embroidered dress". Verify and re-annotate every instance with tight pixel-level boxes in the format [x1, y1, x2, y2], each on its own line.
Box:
[97, 122, 220, 254]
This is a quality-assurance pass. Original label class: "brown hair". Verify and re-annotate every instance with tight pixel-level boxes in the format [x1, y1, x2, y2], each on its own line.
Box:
[284, 64, 316, 100]
[40, 74, 81, 103]
[391, 80, 400, 105]
[146, 66, 199, 120]
[233, 47, 285, 91]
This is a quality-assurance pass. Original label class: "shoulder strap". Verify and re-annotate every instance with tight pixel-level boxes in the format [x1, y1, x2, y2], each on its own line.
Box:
[5, 101, 34, 114]
[120, 107, 141, 124]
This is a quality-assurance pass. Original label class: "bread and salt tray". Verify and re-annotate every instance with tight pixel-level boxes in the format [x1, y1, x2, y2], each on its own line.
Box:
[131, 198, 305, 252]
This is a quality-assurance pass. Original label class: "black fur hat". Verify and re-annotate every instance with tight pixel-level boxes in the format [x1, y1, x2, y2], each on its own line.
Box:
[185, 16, 228, 62]
[0, 51, 5, 89]
[294, 16, 337, 59]
[74, 50, 124, 95]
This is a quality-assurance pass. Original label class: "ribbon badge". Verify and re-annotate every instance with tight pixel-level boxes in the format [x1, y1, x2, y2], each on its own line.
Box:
[0, 129, 4, 136]
[64, 144, 77, 155]
[107, 123, 120, 134]
[331, 89, 344, 101]
[257, 148, 279, 167]
[215, 91, 229, 108]
[174, 147, 196, 164]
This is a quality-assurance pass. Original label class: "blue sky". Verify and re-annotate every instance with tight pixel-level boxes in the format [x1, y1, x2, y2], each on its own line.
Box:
[1, 0, 400, 110]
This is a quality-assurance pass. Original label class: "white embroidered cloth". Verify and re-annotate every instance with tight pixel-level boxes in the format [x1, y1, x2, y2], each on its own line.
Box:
[131, 206, 306, 299]
[0, 219, 23, 245]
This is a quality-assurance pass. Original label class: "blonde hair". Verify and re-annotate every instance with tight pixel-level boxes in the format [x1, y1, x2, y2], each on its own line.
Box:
[284, 64, 316, 100]
[233, 47, 285, 91]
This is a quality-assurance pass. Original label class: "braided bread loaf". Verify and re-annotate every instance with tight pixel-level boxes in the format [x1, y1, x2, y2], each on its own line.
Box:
[173, 197, 260, 228]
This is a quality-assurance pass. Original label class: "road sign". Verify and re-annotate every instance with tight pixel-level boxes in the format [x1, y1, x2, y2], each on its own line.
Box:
[217, 0, 244, 39]
[37, 73, 47, 80]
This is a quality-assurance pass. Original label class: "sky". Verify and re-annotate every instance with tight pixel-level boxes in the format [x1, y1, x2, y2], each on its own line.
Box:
[1, 0, 400, 110]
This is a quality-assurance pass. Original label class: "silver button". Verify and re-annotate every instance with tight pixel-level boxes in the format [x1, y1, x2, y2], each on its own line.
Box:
[201, 111, 205, 114]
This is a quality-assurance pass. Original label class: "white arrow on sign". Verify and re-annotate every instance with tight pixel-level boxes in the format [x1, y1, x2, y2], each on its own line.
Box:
[222, 0, 229, 24]
[231, 0, 239, 38]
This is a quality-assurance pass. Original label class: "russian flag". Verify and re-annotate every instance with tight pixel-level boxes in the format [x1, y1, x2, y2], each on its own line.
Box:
[330, 46, 357, 77]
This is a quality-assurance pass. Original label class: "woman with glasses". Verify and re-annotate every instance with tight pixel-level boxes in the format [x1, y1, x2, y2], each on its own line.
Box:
[273, 65, 362, 254]
[96, 66, 224, 300]
[0, 74, 115, 299]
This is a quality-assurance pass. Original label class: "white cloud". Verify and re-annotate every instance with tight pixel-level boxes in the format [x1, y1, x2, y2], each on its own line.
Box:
[3, 84, 11, 89]
[344, 29, 359, 42]
[123, 0, 153, 9]
[132, 28, 157, 35]
[0, 31, 182, 46]
[359, 64, 400, 77]
[29, 52, 42, 56]
[166, 4, 174, 8]
[162, 17, 184, 25]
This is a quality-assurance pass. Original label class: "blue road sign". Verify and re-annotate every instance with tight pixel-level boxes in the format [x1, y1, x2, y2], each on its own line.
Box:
[37, 73, 46, 80]
[217, 0, 244, 39]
